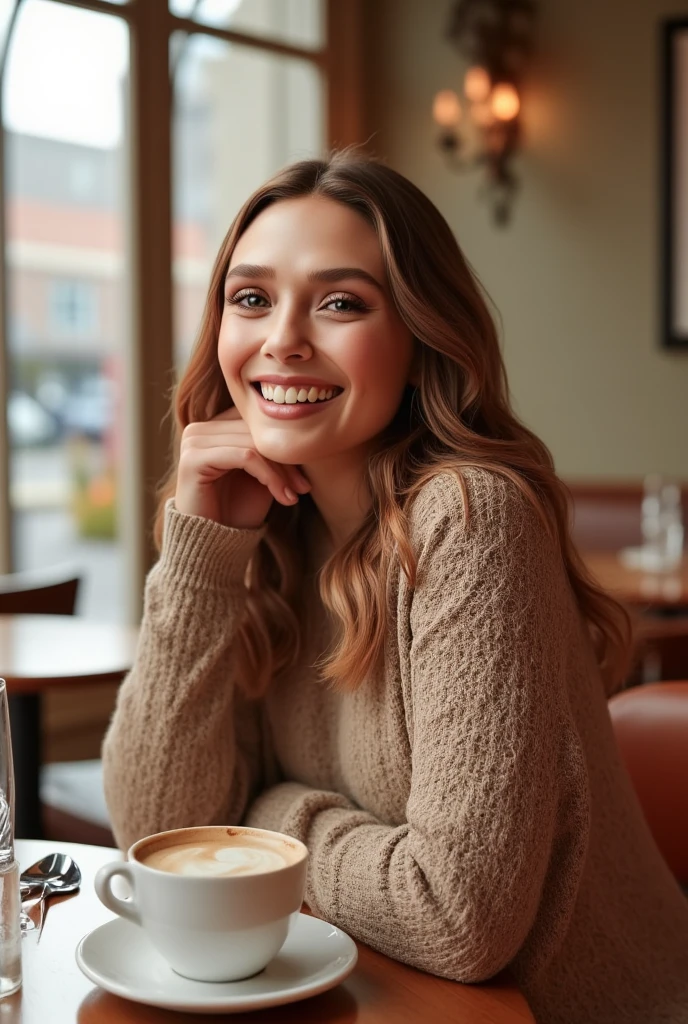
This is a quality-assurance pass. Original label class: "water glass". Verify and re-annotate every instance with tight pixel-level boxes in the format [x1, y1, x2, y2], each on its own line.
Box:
[0, 678, 21, 998]
[641, 475, 685, 570]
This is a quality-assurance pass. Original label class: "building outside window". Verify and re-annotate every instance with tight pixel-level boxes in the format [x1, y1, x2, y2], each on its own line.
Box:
[49, 279, 99, 337]
[0, 0, 344, 623]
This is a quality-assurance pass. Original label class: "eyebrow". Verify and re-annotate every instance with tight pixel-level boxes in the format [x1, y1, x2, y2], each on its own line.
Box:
[225, 263, 384, 291]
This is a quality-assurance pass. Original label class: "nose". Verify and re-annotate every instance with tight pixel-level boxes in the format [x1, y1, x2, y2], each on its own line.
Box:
[261, 306, 313, 362]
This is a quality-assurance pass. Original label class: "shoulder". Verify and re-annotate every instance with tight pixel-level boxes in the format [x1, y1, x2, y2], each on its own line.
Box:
[406, 468, 569, 621]
[408, 466, 550, 549]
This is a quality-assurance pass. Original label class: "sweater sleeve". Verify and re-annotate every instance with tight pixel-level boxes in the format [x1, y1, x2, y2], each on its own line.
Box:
[244, 472, 587, 983]
[102, 500, 269, 850]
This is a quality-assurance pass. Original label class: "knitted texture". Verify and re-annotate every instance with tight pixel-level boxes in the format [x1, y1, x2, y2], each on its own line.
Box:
[103, 470, 688, 1024]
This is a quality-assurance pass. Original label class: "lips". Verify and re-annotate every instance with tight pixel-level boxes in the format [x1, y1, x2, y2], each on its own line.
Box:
[249, 381, 341, 419]
[254, 382, 341, 405]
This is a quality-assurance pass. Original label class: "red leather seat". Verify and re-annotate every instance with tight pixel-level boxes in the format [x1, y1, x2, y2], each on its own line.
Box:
[609, 681, 688, 884]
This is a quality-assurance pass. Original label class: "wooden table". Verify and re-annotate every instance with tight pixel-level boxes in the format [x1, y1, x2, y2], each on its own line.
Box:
[4, 839, 534, 1023]
[582, 552, 688, 609]
[0, 615, 139, 838]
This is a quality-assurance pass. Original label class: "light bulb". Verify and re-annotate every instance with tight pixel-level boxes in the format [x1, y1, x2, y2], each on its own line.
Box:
[490, 83, 520, 121]
[432, 89, 462, 127]
[464, 66, 491, 103]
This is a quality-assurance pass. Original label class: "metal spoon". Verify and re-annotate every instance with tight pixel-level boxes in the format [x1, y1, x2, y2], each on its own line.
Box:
[20, 853, 81, 900]
[20, 854, 81, 938]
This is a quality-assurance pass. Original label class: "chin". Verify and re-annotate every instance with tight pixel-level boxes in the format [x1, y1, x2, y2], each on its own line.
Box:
[252, 432, 322, 466]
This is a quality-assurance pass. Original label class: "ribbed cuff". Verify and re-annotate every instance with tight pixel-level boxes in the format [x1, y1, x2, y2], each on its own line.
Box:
[156, 499, 267, 589]
[244, 781, 354, 841]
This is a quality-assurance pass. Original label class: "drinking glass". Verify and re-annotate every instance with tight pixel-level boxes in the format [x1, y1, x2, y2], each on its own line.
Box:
[0, 678, 21, 996]
[642, 475, 685, 570]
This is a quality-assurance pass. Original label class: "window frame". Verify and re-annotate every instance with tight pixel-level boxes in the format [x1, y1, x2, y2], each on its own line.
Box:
[0, 0, 364, 617]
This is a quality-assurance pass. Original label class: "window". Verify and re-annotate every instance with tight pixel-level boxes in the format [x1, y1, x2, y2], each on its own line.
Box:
[3, 0, 128, 621]
[49, 280, 99, 336]
[172, 32, 324, 368]
[0, 0, 361, 621]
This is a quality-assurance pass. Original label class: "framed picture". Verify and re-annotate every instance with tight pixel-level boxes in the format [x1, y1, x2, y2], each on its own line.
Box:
[661, 18, 688, 348]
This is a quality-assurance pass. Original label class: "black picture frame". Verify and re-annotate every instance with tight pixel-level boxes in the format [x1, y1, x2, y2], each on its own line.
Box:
[661, 18, 688, 349]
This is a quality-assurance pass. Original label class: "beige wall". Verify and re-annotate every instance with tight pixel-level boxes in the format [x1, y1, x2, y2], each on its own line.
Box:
[366, 0, 688, 480]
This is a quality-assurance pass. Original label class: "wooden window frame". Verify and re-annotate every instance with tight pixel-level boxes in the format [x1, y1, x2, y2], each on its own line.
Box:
[0, 0, 363, 617]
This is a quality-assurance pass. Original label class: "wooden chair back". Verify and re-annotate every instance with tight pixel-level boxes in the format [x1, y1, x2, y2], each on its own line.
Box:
[635, 617, 688, 684]
[0, 569, 80, 616]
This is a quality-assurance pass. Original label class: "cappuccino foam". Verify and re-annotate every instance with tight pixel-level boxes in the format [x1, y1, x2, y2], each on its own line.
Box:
[140, 835, 295, 878]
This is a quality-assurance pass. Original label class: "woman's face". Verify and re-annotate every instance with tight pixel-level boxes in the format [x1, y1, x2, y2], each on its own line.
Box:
[218, 195, 415, 467]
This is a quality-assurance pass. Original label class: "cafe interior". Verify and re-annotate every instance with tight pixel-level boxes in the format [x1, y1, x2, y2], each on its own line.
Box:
[0, 0, 687, 1019]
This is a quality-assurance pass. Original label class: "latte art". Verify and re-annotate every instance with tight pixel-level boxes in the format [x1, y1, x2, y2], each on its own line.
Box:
[140, 836, 294, 877]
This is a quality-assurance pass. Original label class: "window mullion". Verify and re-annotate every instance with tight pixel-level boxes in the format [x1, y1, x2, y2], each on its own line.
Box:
[123, 0, 174, 619]
[325, 0, 365, 150]
[0, 114, 10, 574]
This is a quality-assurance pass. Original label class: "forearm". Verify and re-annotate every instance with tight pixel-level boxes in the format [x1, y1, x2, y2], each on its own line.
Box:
[244, 781, 545, 983]
[103, 501, 267, 849]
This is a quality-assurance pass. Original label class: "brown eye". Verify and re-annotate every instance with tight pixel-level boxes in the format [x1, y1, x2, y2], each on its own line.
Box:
[323, 294, 368, 314]
[227, 290, 269, 308]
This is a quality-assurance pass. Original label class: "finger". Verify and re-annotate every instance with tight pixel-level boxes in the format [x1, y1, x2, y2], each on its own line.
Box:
[182, 433, 310, 493]
[181, 430, 254, 449]
[182, 420, 251, 440]
[185, 447, 298, 506]
[276, 463, 311, 494]
[181, 408, 243, 435]
[183, 442, 309, 497]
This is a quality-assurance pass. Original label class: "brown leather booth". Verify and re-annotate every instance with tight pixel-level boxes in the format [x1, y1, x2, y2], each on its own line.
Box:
[609, 681, 688, 885]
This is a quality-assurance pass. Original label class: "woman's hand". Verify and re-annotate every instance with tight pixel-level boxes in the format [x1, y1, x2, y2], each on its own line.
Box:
[175, 407, 310, 529]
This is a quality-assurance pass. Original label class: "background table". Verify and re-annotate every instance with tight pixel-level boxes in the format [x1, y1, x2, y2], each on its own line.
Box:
[582, 552, 688, 609]
[0, 615, 139, 838]
[5, 840, 535, 1023]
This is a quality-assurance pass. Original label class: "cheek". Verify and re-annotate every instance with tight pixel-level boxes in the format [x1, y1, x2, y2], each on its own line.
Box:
[341, 323, 412, 403]
[217, 317, 249, 386]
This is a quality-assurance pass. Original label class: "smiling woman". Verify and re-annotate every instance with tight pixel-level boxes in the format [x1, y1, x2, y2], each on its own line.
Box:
[217, 196, 414, 479]
[102, 153, 688, 1024]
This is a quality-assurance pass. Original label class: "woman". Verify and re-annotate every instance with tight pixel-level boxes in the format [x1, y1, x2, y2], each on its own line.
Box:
[103, 153, 688, 1023]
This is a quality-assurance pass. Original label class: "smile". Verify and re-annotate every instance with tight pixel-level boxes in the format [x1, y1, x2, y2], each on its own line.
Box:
[253, 382, 342, 405]
[250, 382, 342, 420]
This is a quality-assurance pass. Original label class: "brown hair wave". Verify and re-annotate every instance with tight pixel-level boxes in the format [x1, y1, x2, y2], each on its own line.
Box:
[156, 151, 633, 698]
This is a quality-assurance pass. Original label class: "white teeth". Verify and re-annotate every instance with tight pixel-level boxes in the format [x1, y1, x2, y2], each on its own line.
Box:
[258, 383, 339, 404]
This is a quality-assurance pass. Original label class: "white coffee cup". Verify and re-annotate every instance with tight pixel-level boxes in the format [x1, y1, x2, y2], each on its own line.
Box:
[94, 825, 309, 982]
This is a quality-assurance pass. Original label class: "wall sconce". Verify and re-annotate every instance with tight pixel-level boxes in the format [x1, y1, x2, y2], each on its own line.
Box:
[433, 0, 537, 225]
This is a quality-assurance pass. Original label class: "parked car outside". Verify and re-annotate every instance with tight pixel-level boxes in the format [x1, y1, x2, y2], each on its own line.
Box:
[60, 375, 114, 441]
[7, 391, 60, 447]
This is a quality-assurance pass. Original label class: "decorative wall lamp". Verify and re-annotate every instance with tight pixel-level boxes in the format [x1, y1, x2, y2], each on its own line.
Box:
[433, 0, 537, 225]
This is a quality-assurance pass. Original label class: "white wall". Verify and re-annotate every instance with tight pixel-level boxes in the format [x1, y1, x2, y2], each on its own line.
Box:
[366, 0, 688, 479]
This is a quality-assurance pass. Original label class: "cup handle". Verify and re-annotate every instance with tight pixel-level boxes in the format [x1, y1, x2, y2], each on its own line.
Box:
[94, 862, 141, 927]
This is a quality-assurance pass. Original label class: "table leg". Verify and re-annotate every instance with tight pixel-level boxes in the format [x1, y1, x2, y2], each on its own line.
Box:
[8, 694, 43, 839]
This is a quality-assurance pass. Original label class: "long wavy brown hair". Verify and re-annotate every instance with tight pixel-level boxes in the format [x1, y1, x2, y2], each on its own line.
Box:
[156, 151, 633, 698]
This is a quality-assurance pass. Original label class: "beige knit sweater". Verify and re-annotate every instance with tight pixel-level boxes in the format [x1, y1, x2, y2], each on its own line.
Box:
[103, 469, 688, 1024]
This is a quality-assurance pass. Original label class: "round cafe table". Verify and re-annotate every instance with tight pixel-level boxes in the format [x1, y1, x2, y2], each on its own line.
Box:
[6, 839, 535, 1024]
[582, 552, 688, 609]
[0, 615, 139, 839]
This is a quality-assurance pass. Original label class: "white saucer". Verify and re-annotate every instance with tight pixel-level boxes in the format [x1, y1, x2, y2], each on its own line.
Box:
[76, 913, 358, 1014]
